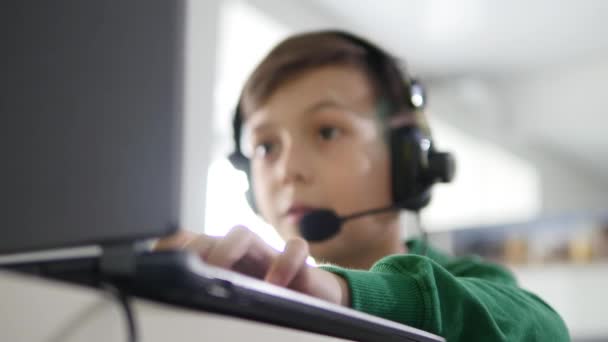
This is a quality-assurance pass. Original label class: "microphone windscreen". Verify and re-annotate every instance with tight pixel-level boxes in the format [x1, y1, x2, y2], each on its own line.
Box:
[299, 209, 342, 242]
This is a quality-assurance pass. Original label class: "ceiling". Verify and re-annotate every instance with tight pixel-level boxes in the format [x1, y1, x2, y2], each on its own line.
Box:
[309, 0, 608, 76]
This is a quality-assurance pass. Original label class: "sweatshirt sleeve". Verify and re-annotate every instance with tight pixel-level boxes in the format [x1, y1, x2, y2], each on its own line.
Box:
[319, 253, 569, 342]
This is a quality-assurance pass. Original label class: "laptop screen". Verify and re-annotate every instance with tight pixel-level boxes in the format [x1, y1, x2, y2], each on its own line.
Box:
[0, 0, 186, 254]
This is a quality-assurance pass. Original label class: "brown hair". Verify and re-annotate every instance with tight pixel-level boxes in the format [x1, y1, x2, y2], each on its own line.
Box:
[239, 30, 413, 118]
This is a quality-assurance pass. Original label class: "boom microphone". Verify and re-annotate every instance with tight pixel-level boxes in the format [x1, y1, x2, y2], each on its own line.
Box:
[298, 205, 400, 242]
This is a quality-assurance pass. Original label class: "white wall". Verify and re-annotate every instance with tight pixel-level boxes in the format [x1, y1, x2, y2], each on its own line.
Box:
[504, 58, 608, 214]
[427, 73, 608, 216]
[179, 0, 220, 232]
[246, 0, 339, 33]
[519, 150, 608, 214]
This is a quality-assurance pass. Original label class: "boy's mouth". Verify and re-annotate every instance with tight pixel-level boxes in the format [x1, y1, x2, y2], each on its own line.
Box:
[284, 205, 315, 225]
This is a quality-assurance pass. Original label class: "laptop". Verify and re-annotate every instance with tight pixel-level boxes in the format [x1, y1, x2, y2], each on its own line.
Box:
[0, 1, 443, 341]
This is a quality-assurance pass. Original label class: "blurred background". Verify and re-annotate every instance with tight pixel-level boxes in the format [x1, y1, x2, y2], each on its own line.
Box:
[180, 1, 608, 341]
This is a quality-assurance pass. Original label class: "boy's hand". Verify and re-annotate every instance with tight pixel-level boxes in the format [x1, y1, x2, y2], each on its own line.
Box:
[154, 227, 350, 307]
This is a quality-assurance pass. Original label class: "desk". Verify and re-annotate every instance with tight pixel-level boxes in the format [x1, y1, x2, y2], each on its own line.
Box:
[0, 270, 349, 342]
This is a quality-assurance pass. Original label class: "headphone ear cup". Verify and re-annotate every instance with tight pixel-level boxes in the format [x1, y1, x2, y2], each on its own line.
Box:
[427, 151, 456, 184]
[228, 152, 259, 213]
[231, 104, 260, 213]
[390, 126, 432, 211]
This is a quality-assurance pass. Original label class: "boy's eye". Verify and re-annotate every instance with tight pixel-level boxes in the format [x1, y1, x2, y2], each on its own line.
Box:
[253, 141, 275, 159]
[319, 126, 341, 141]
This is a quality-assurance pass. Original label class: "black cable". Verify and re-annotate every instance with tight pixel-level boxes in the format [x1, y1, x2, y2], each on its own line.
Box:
[101, 282, 138, 342]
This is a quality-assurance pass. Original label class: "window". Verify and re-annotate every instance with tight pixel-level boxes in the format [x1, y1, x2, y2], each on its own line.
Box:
[204, 0, 289, 250]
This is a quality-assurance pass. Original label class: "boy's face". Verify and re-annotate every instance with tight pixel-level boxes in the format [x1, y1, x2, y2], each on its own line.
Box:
[242, 65, 400, 263]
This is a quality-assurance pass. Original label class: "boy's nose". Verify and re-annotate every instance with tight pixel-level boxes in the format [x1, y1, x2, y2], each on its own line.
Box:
[276, 141, 313, 185]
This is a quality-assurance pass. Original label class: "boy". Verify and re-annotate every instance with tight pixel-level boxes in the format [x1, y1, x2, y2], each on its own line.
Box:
[157, 31, 569, 341]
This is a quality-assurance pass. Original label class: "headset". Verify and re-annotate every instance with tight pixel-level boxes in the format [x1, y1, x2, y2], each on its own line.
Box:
[228, 31, 455, 215]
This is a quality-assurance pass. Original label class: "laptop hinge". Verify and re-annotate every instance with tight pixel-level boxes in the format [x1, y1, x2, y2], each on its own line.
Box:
[99, 242, 148, 277]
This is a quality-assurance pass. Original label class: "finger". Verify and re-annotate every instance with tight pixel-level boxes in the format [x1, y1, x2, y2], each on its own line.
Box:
[205, 226, 260, 269]
[265, 237, 309, 287]
[153, 230, 199, 251]
[183, 234, 221, 260]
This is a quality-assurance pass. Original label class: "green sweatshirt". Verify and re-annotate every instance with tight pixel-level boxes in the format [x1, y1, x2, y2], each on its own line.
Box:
[320, 239, 569, 342]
